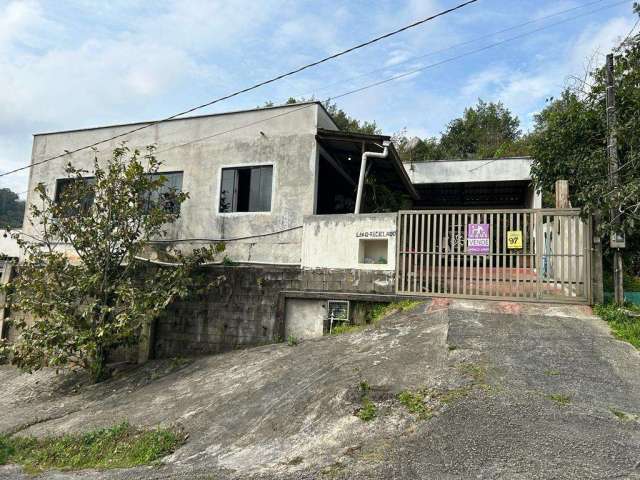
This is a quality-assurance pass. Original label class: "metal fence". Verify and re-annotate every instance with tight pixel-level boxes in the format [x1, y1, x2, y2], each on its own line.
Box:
[395, 209, 591, 303]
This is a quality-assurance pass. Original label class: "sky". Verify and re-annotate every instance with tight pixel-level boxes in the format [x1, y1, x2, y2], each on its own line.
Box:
[0, 0, 636, 196]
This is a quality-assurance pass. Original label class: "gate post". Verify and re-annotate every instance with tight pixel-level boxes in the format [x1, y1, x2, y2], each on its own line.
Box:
[591, 213, 604, 304]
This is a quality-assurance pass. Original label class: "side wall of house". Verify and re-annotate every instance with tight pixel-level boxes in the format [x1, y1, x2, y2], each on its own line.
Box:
[23, 104, 324, 264]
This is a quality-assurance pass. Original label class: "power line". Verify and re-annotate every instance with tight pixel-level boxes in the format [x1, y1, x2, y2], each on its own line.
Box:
[100, 0, 631, 161]
[294, 0, 610, 100]
[0, 0, 478, 179]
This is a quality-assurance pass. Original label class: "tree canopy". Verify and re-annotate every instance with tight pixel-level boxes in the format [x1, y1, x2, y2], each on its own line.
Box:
[396, 99, 530, 162]
[0, 188, 25, 229]
[530, 3, 640, 272]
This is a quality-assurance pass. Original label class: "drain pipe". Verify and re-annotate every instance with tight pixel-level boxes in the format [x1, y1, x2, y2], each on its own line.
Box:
[354, 141, 390, 214]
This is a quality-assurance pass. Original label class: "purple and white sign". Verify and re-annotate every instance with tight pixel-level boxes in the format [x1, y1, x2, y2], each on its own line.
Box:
[467, 223, 490, 254]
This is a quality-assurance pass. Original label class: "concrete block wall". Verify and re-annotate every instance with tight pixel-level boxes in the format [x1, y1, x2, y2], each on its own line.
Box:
[153, 265, 300, 357]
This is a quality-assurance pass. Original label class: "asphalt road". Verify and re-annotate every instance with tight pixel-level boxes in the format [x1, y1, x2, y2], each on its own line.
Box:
[1, 300, 639, 479]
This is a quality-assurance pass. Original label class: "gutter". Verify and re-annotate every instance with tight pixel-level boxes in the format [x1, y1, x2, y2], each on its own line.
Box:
[354, 141, 390, 214]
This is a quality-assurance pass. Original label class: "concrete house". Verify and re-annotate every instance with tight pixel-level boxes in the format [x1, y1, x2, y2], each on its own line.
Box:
[10, 101, 595, 361]
[23, 101, 416, 266]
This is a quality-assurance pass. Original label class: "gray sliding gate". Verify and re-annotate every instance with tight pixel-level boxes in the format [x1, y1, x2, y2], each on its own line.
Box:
[396, 209, 591, 303]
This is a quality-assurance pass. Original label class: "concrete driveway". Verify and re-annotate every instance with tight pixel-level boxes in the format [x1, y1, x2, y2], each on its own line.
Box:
[1, 300, 639, 479]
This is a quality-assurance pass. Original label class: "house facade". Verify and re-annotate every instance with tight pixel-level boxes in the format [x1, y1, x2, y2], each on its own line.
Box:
[10, 102, 598, 360]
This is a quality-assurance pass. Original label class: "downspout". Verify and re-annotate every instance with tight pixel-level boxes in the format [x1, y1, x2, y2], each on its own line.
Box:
[354, 141, 390, 214]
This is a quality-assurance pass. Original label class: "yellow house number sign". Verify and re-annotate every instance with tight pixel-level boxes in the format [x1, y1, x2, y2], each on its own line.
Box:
[507, 230, 523, 249]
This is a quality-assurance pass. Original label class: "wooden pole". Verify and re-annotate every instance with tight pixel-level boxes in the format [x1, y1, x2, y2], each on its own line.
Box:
[606, 53, 624, 305]
[555, 180, 570, 208]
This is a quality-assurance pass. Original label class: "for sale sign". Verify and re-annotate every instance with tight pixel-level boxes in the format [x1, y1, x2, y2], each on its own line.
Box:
[467, 223, 490, 254]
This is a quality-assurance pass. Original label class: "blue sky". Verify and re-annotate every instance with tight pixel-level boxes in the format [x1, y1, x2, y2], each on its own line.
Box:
[0, 0, 636, 195]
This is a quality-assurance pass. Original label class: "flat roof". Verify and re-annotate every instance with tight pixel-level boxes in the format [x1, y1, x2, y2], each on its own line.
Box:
[405, 157, 534, 185]
[34, 101, 337, 136]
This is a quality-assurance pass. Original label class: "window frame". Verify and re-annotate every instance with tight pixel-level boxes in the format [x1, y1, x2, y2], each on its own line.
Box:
[216, 163, 275, 216]
[53, 171, 185, 215]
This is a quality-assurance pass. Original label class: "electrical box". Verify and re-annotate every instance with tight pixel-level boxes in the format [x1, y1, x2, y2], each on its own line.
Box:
[326, 300, 350, 333]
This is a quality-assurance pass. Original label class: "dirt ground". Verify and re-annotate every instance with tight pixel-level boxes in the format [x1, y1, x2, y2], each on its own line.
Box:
[1, 299, 639, 479]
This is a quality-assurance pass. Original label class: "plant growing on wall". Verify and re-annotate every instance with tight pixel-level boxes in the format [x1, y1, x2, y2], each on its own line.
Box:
[1, 145, 222, 383]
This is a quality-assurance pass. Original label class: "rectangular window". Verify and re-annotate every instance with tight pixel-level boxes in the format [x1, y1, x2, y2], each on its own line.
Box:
[54, 177, 95, 216]
[219, 165, 273, 213]
[145, 172, 183, 214]
[54, 172, 184, 215]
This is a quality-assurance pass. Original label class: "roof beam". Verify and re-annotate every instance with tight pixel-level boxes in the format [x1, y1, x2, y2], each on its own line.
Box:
[318, 144, 356, 187]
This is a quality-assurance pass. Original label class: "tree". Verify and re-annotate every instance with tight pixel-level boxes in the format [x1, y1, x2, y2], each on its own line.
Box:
[0, 188, 25, 228]
[395, 99, 529, 162]
[530, 3, 640, 274]
[439, 99, 522, 159]
[1, 146, 222, 382]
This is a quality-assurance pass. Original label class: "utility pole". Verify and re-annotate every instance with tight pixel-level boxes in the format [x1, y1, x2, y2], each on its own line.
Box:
[605, 53, 625, 305]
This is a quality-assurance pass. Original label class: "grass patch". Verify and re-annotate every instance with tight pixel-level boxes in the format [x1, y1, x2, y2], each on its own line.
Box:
[356, 399, 377, 421]
[330, 324, 364, 335]
[397, 390, 432, 419]
[368, 300, 423, 323]
[544, 369, 561, 376]
[594, 303, 640, 349]
[354, 380, 377, 421]
[0, 422, 184, 473]
[610, 407, 628, 420]
[547, 393, 571, 406]
[457, 362, 486, 383]
[447, 345, 457, 351]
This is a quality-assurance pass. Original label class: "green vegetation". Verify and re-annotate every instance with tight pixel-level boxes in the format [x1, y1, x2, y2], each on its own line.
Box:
[356, 399, 377, 422]
[530, 3, 640, 275]
[368, 300, 423, 323]
[544, 369, 561, 376]
[397, 390, 432, 420]
[457, 362, 486, 384]
[610, 407, 628, 420]
[594, 303, 640, 349]
[0, 188, 25, 229]
[547, 393, 571, 406]
[330, 300, 423, 336]
[0, 146, 222, 383]
[355, 380, 377, 422]
[0, 422, 183, 473]
[287, 335, 298, 346]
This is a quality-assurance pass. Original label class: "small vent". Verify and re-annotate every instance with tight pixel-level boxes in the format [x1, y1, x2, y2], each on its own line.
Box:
[327, 300, 350, 333]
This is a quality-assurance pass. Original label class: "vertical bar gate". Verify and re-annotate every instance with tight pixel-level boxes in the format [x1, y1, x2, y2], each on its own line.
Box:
[395, 209, 591, 304]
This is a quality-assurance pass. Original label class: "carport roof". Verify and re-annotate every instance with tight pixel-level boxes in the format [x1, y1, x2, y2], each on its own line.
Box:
[316, 128, 418, 200]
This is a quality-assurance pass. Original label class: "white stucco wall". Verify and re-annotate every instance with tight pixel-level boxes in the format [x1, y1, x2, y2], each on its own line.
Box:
[405, 157, 534, 184]
[23, 103, 330, 264]
[0, 230, 21, 258]
[301, 213, 397, 270]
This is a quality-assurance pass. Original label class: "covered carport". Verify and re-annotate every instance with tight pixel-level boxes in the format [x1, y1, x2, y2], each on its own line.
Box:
[404, 157, 541, 209]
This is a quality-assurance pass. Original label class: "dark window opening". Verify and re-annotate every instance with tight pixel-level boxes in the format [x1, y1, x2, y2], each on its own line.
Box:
[219, 165, 273, 213]
[54, 172, 184, 216]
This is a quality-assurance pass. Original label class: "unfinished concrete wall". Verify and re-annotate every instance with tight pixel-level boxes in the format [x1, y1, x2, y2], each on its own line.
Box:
[153, 265, 301, 357]
[284, 299, 325, 340]
[301, 213, 397, 271]
[23, 103, 330, 265]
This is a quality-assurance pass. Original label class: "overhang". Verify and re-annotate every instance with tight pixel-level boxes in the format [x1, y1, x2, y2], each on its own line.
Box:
[405, 157, 534, 185]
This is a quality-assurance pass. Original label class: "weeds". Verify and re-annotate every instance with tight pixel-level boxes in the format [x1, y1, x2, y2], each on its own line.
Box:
[544, 369, 561, 376]
[610, 407, 628, 420]
[287, 335, 298, 346]
[594, 303, 640, 349]
[355, 380, 377, 421]
[330, 324, 364, 335]
[397, 390, 432, 419]
[547, 393, 571, 406]
[0, 422, 184, 473]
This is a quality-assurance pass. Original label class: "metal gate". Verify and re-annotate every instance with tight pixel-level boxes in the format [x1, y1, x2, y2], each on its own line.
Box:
[395, 209, 591, 303]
